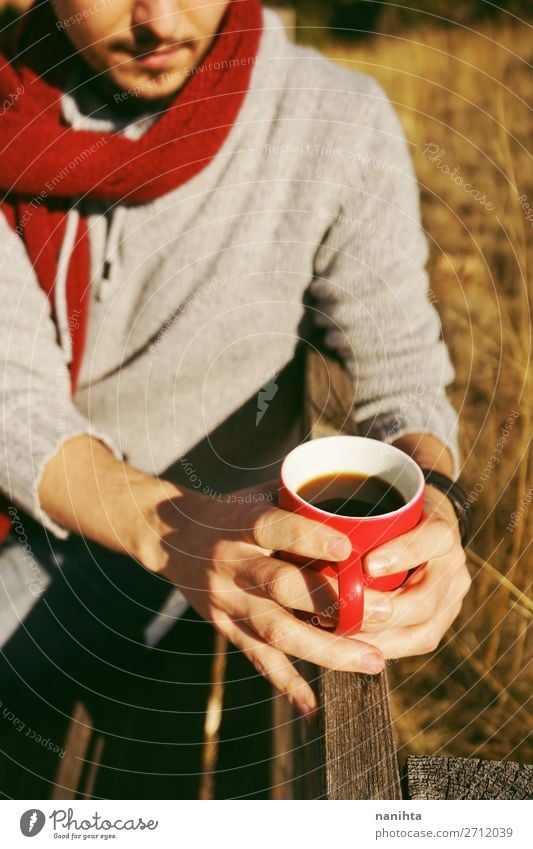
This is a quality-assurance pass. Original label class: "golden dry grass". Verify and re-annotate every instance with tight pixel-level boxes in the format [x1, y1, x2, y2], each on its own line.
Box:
[323, 20, 532, 764]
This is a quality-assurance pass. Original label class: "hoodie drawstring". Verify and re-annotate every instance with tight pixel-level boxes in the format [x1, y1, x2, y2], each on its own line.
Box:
[54, 206, 80, 365]
[98, 205, 126, 302]
[54, 204, 126, 366]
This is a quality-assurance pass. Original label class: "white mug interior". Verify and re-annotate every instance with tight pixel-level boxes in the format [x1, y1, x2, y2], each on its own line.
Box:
[281, 435, 424, 518]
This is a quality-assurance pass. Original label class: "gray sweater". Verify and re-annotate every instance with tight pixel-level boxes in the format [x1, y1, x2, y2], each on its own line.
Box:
[0, 10, 458, 539]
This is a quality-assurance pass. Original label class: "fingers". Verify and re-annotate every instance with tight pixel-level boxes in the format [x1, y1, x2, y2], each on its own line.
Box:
[355, 560, 471, 657]
[238, 552, 393, 625]
[204, 553, 386, 675]
[238, 552, 338, 613]
[241, 504, 351, 562]
[364, 515, 457, 577]
[219, 612, 318, 718]
[242, 598, 385, 675]
[355, 606, 459, 659]
[363, 548, 470, 632]
[355, 622, 446, 660]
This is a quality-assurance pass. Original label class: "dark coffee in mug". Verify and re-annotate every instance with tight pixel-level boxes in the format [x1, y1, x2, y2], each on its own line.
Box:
[297, 472, 405, 518]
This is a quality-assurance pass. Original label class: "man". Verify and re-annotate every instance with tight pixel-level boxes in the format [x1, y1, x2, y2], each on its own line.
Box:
[0, 0, 470, 723]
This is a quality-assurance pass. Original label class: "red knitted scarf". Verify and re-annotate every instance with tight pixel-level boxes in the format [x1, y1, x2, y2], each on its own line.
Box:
[0, 0, 262, 539]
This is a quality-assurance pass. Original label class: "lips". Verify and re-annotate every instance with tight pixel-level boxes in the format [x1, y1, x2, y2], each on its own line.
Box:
[130, 42, 191, 70]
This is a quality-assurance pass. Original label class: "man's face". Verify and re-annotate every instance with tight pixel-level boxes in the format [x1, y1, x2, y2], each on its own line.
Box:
[52, 0, 231, 101]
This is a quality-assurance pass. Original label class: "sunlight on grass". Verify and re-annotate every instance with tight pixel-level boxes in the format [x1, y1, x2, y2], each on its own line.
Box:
[323, 20, 532, 763]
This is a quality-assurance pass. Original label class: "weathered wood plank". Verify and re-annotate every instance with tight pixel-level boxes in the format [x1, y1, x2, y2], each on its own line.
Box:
[319, 669, 401, 799]
[284, 663, 401, 799]
[406, 755, 533, 800]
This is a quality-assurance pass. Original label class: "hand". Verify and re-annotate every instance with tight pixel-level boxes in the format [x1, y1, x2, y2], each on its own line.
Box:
[354, 484, 472, 658]
[139, 480, 393, 718]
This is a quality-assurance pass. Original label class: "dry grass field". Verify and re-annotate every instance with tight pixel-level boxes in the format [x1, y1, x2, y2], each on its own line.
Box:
[323, 19, 532, 765]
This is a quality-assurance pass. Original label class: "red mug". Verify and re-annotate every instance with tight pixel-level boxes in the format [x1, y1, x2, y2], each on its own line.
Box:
[279, 435, 425, 636]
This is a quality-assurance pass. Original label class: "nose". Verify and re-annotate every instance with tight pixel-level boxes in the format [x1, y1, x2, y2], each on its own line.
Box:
[131, 0, 183, 44]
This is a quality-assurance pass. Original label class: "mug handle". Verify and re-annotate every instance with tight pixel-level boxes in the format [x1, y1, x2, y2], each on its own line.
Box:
[336, 551, 365, 636]
[275, 553, 365, 635]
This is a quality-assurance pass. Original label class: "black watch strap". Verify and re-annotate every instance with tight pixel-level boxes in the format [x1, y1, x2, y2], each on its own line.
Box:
[420, 468, 472, 547]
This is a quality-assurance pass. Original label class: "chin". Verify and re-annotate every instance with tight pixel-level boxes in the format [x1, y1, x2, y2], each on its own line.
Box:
[111, 68, 188, 102]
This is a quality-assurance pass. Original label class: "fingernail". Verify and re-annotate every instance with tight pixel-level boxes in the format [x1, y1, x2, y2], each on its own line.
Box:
[326, 537, 351, 560]
[362, 652, 385, 674]
[367, 598, 392, 622]
[367, 556, 390, 577]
